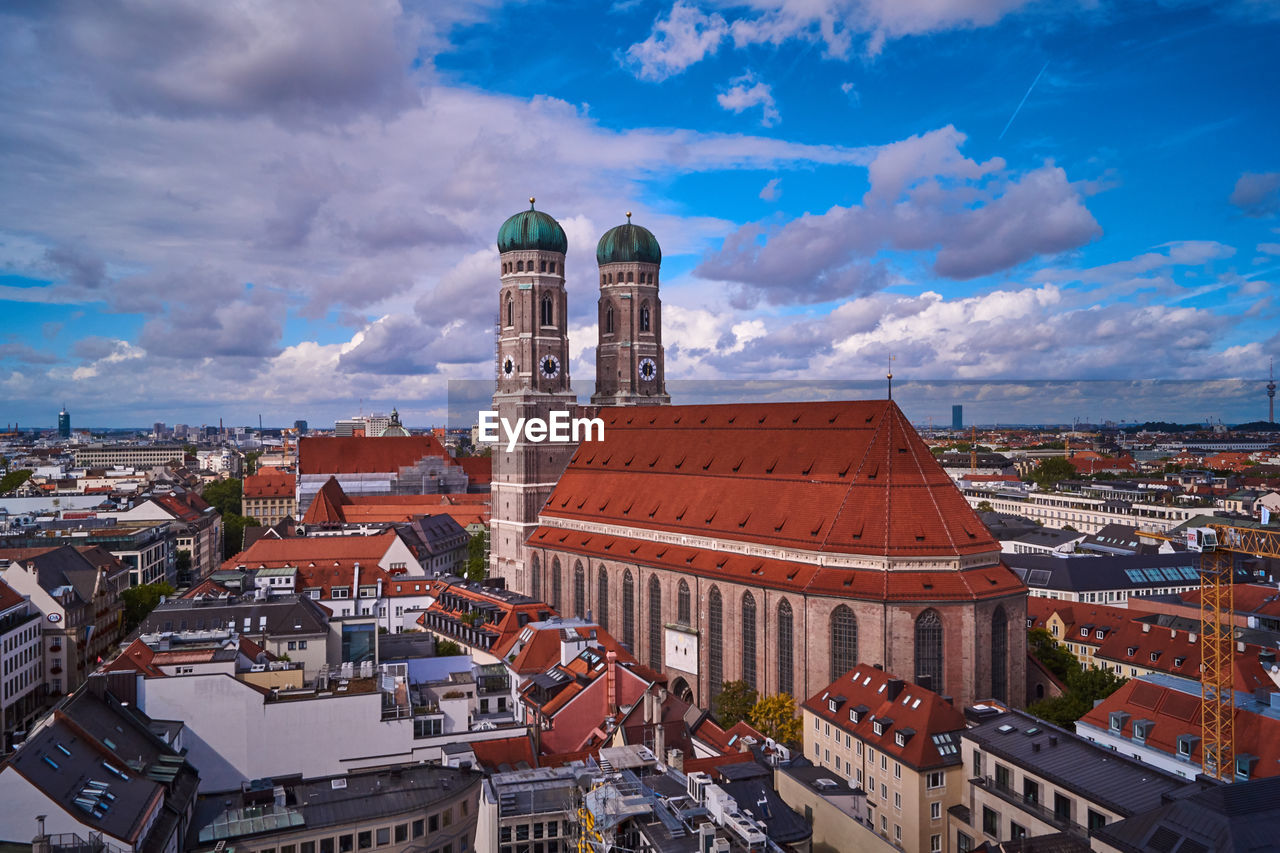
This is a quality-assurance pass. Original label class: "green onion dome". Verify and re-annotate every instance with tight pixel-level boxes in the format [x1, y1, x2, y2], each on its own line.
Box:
[596, 213, 661, 266]
[497, 198, 567, 254]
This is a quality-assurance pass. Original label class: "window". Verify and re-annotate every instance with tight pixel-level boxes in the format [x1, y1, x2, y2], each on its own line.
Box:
[573, 562, 585, 618]
[321, 839, 334, 853]
[741, 591, 757, 690]
[677, 580, 691, 626]
[982, 807, 1000, 837]
[1087, 810, 1106, 831]
[540, 293, 553, 326]
[506, 297, 513, 326]
[647, 575, 662, 669]
[931, 802, 942, 820]
[995, 764, 1010, 790]
[428, 816, 438, 833]
[640, 303, 651, 332]
[915, 609, 944, 692]
[894, 762, 901, 779]
[958, 832, 973, 853]
[302, 843, 316, 853]
[376, 828, 389, 846]
[605, 303, 614, 334]
[395, 825, 407, 843]
[708, 585, 723, 702]
[531, 553, 541, 602]
[830, 605, 858, 681]
[778, 598, 794, 696]
[930, 834, 942, 853]
[972, 750, 983, 777]
[552, 558, 562, 614]
[597, 565, 609, 631]
[1023, 778, 1039, 805]
[927, 771, 944, 789]
[894, 792, 901, 810]
[895, 825, 902, 843]
[991, 605, 1008, 702]
[1011, 823, 1026, 840]
[1054, 793, 1072, 824]
[622, 569, 635, 648]
[339, 835, 353, 853]
[412, 820, 424, 838]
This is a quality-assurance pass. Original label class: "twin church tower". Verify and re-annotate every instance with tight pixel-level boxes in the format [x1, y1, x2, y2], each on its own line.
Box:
[490, 200, 669, 588]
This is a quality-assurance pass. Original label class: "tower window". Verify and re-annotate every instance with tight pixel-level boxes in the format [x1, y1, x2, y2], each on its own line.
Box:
[640, 303, 651, 333]
[677, 580, 691, 626]
[541, 294, 554, 326]
[506, 297, 513, 327]
[601, 274, 606, 286]
[605, 303, 614, 334]
[516, 260, 524, 272]
[540, 260, 547, 272]
[741, 591, 757, 690]
[627, 271, 635, 283]
[915, 609, 944, 692]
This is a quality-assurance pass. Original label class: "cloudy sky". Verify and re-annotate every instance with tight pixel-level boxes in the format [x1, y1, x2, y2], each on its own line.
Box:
[2, 0, 1278, 429]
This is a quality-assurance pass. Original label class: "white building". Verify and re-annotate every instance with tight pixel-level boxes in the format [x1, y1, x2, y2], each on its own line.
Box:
[0, 578, 42, 751]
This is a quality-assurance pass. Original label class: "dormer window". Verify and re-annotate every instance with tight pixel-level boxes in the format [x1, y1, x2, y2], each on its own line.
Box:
[1149, 651, 1161, 662]
[873, 720, 884, 736]
[1132, 720, 1153, 742]
[1127, 646, 1138, 657]
[1109, 711, 1130, 732]
[1174, 656, 1186, 667]
[1176, 734, 1199, 760]
[1080, 628, 1089, 637]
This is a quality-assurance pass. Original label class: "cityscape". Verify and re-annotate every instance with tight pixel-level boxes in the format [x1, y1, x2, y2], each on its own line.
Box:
[3, 3, 1280, 853]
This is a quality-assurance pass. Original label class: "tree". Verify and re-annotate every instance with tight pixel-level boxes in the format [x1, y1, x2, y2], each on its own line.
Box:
[202, 478, 243, 517]
[244, 450, 263, 475]
[0, 469, 33, 495]
[221, 513, 258, 561]
[464, 530, 488, 582]
[976, 500, 994, 513]
[121, 582, 176, 632]
[748, 693, 803, 746]
[1027, 628, 1076, 682]
[714, 680, 759, 728]
[1030, 457, 1076, 488]
[436, 638, 463, 657]
[1026, 629, 1127, 729]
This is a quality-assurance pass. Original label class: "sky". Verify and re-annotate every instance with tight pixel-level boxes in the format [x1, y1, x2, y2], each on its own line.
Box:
[1, 0, 1279, 429]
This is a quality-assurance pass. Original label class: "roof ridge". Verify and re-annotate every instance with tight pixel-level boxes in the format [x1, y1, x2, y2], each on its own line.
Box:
[898, 404, 961, 554]
[821, 399, 890, 557]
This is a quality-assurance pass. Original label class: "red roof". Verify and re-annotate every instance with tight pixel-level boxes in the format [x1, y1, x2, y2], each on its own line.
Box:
[542, 401, 998, 560]
[298, 436, 455, 475]
[101, 639, 166, 677]
[455, 456, 492, 485]
[469, 735, 537, 772]
[300, 476, 489, 526]
[243, 468, 296, 499]
[302, 477, 349, 524]
[1174, 584, 1280, 619]
[0, 578, 25, 613]
[802, 664, 967, 770]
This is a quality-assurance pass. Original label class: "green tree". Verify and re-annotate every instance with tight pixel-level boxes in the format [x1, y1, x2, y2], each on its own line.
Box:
[436, 638, 463, 657]
[202, 478, 243, 516]
[464, 530, 488, 582]
[244, 450, 263, 475]
[120, 581, 176, 632]
[1026, 629, 1127, 729]
[748, 693, 803, 746]
[1029, 457, 1076, 488]
[976, 500, 994, 513]
[1026, 628, 1076, 682]
[0, 469, 33, 495]
[714, 680, 759, 728]
[221, 513, 258, 561]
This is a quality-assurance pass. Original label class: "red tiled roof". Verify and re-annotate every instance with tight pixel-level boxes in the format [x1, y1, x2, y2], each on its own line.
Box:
[802, 664, 967, 770]
[243, 468, 296, 499]
[298, 436, 455, 475]
[299, 477, 490, 526]
[1094, 622, 1205, 681]
[542, 401, 999, 560]
[455, 456, 492, 485]
[530, 527, 1024, 602]
[101, 639, 166, 677]
[0, 578, 25, 613]
[1174, 584, 1280, 619]
[1081, 677, 1280, 778]
[180, 578, 233, 599]
[469, 735, 537, 772]
[302, 477, 349, 524]
[225, 529, 401, 568]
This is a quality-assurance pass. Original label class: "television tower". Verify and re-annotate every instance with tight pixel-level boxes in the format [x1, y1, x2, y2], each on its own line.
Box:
[1268, 358, 1276, 424]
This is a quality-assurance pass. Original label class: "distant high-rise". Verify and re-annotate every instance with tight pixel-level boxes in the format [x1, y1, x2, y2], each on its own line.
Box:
[952, 404, 963, 431]
[1268, 358, 1276, 423]
[57, 406, 71, 438]
[294, 419, 309, 435]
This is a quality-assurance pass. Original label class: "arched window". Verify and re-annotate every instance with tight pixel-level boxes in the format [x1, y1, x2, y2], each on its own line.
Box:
[600, 274, 606, 286]
[677, 580, 691, 626]
[830, 605, 858, 681]
[531, 553, 541, 602]
[540, 260, 547, 273]
[540, 293, 553, 326]
[506, 297, 513, 327]
[552, 558, 562, 613]
[708, 586, 723, 704]
[640, 303, 651, 333]
[605, 303, 614, 334]
[778, 599, 794, 697]
[991, 605, 1008, 702]
[516, 260, 524, 272]
[915, 609, 944, 692]
[741, 592, 757, 690]
[627, 271, 634, 283]
[573, 561, 585, 619]
[647, 575, 662, 669]
[622, 570, 635, 648]
[597, 565, 609, 631]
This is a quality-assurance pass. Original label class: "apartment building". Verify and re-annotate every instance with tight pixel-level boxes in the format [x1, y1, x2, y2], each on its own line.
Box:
[71, 444, 186, 469]
[800, 666, 967, 853]
[242, 467, 297, 526]
[0, 578, 42, 751]
[962, 487, 1204, 534]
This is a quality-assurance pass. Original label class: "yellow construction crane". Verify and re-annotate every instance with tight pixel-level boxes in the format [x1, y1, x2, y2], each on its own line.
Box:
[1177, 522, 1280, 781]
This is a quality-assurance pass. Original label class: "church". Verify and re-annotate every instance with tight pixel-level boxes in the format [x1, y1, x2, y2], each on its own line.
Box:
[488, 199, 1027, 711]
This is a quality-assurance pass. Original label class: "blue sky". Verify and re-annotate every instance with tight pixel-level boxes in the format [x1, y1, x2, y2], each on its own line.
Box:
[1, 0, 1278, 428]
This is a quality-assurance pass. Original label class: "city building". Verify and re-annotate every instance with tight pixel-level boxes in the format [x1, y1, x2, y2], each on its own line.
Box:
[951, 706, 1194, 850]
[296, 435, 471, 517]
[185, 764, 482, 853]
[71, 444, 186, 469]
[0, 684, 199, 853]
[57, 407, 70, 439]
[242, 466, 298, 526]
[298, 475, 488, 534]
[798, 665, 968, 853]
[1004, 552, 1207, 605]
[1091, 774, 1280, 853]
[0, 577, 42, 752]
[116, 489, 223, 582]
[2, 518, 176, 586]
[489, 203, 1028, 712]
[952, 406, 963, 432]
[961, 484, 1209, 535]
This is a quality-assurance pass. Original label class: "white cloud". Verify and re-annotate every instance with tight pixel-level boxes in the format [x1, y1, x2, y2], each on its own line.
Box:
[717, 72, 780, 126]
[625, 1, 729, 82]
[759, 177, 782, 200]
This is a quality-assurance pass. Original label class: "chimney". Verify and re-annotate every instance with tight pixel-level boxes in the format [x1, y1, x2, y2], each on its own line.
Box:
[1049, 735, 1058, 747]
[606, 650, 619, 714]
[886, 678, 905, 701]
[1142, 623, 1151, 633]
[667, 747, 683, 772]
[32, 816, 50, 853]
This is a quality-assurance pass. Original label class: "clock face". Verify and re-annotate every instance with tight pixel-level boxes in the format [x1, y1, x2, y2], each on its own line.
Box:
[539, 354, 561, 379]
[501, 356, 514, 377]
[638, 357, 657, 382]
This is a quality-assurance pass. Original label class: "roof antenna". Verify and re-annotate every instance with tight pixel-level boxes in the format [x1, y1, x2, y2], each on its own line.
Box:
[886, 354, 895, 401]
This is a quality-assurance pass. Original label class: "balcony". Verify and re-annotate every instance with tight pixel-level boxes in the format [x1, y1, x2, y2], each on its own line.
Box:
[971, 776, 1087, 839]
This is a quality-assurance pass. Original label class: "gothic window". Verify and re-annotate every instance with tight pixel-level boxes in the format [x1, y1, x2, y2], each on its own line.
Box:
[627, 271, 635, 283]
[640, 303, 651, 333]
[506, 297, 513, 327]
[552, 558, 562, 613]
[778, 598, 794, 697]
[991, 605, 1008, 703]
[597, 565, 609, 631]
[516, 260, 524, 272]
[541, 293, 553, 326]
[605, 303, 614, 334]
[648, 575, 662, 669]
[677, 580, 691, 626]
[741, 592, 757, 691]
[573, 561, 585, 619]
[531, 553, 541, 602]
[622, 570, 635, 649]
[708, 586, 723, 703]
[915, 609, 944, 692]
[540, 260, 547, 273]
[831, 605, 858, 682]
[600, 274, 606, 286]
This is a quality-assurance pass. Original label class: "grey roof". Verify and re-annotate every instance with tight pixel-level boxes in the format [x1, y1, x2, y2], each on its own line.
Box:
[1093, 775, 1280, 853]
[1078, 523, 1163, 556]
[15, 546, 100, 605]
[187, 764, 482, 846]
[963, 708, 1194, 817]
[717, 774, 811, 845]
[408, 514, 468, 556]
[137, 592, 329, 637]
[1003, 552, 1230, 593]
[1006, 527, 1084, 547]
